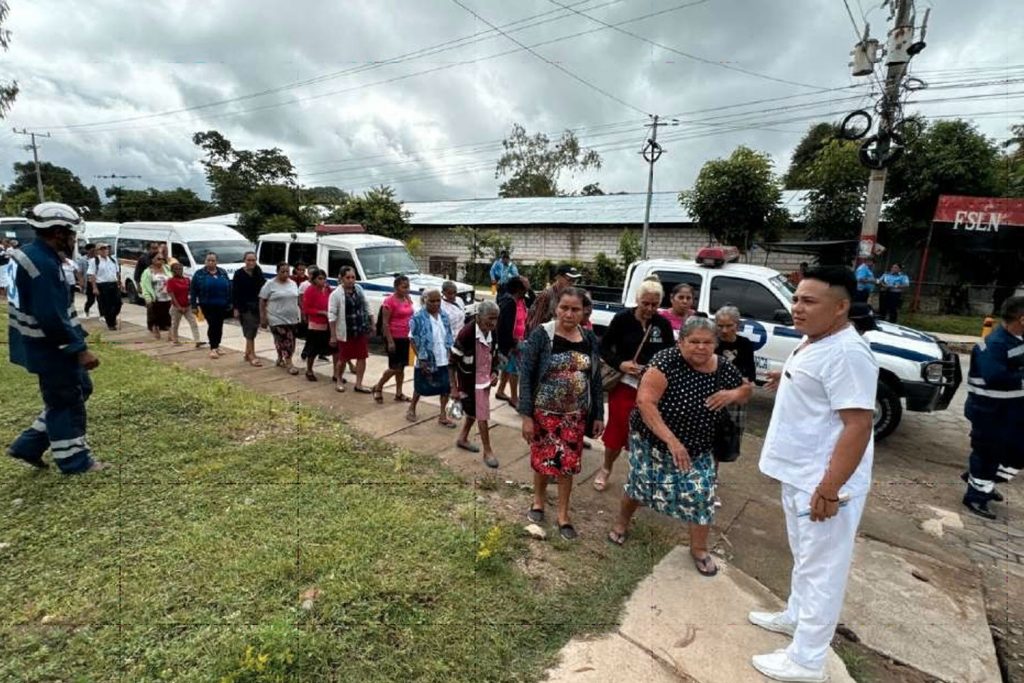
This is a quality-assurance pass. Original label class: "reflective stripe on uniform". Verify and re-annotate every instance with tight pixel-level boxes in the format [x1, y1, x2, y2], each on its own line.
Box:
[11, 250, 40, 278]
[967, 377, 986, 386]
[1009, 345, 1024, 358]
[8, 307, 41, 327]
[997, 465, 1020, 479]
[50, 437, 88, 460]
[30, 415, 46, 432]
[968, 475, 995, 493]
[966, 385, 1024, 399]
[9, 318, 46, 338]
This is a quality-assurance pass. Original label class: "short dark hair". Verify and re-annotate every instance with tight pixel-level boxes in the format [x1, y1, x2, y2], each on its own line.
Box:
[506, 276, 527, 296]
[339, 265, 357, 279]
[803, 266, 856, 301]
[500, 250, 509, 259]
[293, 261, 307, 269]
[393, 274, 410, 288]
[671, 282, 694, 297]
[1001, 295, 1024, 323]
[277, 261, 290, 272]
[84, 242, 96, 250]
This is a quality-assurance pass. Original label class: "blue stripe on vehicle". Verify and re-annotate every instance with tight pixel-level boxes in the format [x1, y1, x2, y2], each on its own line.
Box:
[592, 302, 620, 312]
[773, 326, 803, 339]
[869, 342, 935, 363]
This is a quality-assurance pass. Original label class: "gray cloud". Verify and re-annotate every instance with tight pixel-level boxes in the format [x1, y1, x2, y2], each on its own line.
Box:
[2, 0, 1022, 203]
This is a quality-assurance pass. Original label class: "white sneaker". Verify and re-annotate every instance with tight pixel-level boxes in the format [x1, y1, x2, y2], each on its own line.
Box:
[751, 650, 827, 682]
[748, 610, 796, 637]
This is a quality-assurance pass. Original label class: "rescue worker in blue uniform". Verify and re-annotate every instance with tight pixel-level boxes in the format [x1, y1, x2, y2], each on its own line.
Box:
[962, 295, 1024, 519]
[6, 202, 109, 474]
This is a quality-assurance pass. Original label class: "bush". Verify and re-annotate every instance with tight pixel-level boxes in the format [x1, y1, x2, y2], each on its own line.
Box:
[592, 252, 623, 287]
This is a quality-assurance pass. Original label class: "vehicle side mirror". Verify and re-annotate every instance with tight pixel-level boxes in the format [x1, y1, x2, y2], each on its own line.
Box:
[773, 308, 793, 326]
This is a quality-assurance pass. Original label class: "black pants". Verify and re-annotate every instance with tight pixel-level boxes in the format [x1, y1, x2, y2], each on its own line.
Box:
[84, 286, 96, 315]
[96, 282, 122, 330]
[853, 289, 871, 304]
[965, 428, 1024, 503]
[879, 291, 902, 323]
[201, 306, 228, 350]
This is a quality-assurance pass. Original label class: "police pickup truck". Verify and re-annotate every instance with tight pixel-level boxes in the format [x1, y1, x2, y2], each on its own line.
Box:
[588, 246, 961, 440]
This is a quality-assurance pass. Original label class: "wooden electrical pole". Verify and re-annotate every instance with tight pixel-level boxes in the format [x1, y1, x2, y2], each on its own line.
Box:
[12, 128, 51, 203]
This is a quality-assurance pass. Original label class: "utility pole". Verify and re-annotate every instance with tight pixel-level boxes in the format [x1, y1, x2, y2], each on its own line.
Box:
[12, 128, 51, 203]
[640, 115, 678, 260]
[855, 0, 920, 265]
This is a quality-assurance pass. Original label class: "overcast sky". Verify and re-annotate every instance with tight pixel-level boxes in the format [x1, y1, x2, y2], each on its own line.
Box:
[2, 0, 1022, 204]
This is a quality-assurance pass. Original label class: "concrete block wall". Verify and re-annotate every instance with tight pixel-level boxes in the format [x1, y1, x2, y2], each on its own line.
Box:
[411, 224, 811, 277]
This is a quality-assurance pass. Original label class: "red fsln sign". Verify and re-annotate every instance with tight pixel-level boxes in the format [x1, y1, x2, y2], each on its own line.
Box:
[933, 195, 1024, 231]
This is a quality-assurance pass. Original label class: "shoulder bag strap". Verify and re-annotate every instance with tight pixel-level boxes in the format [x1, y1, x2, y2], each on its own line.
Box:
[631, 322, 654, 364]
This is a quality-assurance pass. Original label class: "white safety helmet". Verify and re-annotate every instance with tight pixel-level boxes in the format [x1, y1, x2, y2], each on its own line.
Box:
[25, 202, 82, 232]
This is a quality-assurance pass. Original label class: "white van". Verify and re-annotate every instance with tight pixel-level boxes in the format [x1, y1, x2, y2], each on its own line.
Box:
[78, 220, 120, 252]
[116, 221, 253, 303]
[256, 226, 477, 319]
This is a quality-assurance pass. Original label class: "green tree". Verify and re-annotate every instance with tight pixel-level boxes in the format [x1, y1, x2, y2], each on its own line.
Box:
[801, 139, 868, 240]
[995, 122, 1024, 197]
[302, 185, 350, 206]
[617, 229, 641, 267]
[193, 130, 296, 211]
[495, 123, 601, 197]
[681, 146, 788, 252]
[3, 186, 59, 215]
[450, 226, 511, 263]
[102, 186, 210, 222]
[327, 185, 411, 241]
[784, 122, 840, 189]
[7, 161, 102, 214]
[237, 184, 313, 241]
[0, 1, 17, 117]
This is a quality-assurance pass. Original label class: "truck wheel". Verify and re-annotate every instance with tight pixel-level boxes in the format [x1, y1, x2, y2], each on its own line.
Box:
[873, 381, 902, 441]
[124, 280, 139, 305]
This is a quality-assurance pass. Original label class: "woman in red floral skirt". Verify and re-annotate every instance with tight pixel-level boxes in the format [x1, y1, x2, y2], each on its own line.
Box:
[517, 288, 604, 541]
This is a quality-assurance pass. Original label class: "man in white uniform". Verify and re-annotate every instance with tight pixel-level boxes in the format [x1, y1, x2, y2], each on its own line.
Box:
[749, 266, 878, 682]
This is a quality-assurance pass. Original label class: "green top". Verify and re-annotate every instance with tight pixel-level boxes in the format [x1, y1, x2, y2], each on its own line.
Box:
[140, 264, 173, 304]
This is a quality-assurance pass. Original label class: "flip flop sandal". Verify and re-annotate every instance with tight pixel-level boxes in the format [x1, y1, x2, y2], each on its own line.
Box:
[335, 384, 347, 393]
[593, 468, 611, 492]
[249, 359, 263, 367]
[438, 418, 458, 429]
[406, 409, 418, 422]
[559, 524, 578, 541]
[526, 508, 545, 523]
[353, 386, 373, 394]
[495, 392, 511, 402]
[483, 454, 500, 469]
[372, 387, 383, 404]
[606, 530, 628, 546]
[394, 394, 411, 402]
[692, 554, 719, 577]
[456, 441, 480, 453]
[306, 371, 318, 382]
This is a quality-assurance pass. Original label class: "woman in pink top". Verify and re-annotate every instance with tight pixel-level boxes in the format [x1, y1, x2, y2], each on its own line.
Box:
[372, 274, 415, 403]
[300, 268, 333, 381]
[658, 283, 696, 336]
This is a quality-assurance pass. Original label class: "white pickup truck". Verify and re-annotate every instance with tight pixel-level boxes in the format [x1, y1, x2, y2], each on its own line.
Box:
[588, 249, 962, 440]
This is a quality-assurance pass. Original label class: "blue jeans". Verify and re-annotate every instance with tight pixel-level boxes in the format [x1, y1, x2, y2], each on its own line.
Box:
[9, 366, 94, 473]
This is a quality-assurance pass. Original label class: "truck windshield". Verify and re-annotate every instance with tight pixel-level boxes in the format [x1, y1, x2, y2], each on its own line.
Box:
[357, 245, 420, 279]
[768, 274, 796, 307]
[188, 240, 254, 265]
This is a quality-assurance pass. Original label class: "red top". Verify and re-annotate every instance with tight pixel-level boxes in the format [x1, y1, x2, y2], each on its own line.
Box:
[302, 284, 332, 329]
[165, 276, 191, 308]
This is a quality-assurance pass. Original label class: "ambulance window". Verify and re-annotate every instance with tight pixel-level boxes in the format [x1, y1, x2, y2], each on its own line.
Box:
[259, 241, 285, 267]
[171, 242, 190, 266]
[327, 250, 357, 279]
[289, 242, 317, 267]
[709, 276, 782, 321]
[652, 271, 703, 309]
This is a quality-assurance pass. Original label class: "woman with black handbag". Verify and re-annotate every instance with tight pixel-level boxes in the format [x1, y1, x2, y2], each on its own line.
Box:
[606, 316, 751, 577]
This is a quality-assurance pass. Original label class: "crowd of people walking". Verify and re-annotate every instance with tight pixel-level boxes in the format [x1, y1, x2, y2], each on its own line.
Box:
[3, 204, 897, 682]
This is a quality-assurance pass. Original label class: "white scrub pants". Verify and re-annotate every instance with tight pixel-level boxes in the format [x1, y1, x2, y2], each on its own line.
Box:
[781, 483, 867, 670]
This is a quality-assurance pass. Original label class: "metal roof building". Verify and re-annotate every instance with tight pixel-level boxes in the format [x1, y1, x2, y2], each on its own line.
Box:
[405, 190, 811, 226]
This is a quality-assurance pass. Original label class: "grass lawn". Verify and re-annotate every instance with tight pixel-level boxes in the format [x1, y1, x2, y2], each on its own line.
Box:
[900, 312, 982, 337]
[0, 312, 674, 682]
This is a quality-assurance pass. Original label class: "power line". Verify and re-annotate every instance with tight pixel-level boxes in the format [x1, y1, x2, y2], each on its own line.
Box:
[546, 0, 825, 90]
[448, 0, 650, 116]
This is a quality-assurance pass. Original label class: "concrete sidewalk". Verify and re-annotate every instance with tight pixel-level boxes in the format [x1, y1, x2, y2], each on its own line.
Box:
[86, 298, 1000, 683]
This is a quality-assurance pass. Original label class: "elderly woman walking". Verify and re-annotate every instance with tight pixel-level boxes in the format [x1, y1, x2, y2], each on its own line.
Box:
[328, 266, 373, 393]
[452, 300, 501, 468]
[607, 317, 751, 576]
[406, 289, 457, 426]
[518, 287, 604, 541]
[372, 274, 415, 403]
[233, 251, 265, 367]
[300, 267, 333, 381]
[190, 252, 232, 359]
[259, 262, 302, 375]
[593, 279, 674, 492]
[140, 253, 173, 340]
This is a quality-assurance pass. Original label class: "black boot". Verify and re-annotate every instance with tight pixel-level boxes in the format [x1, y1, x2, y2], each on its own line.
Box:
[961, 471, 1004, 502]
[962, 496, 997, 520]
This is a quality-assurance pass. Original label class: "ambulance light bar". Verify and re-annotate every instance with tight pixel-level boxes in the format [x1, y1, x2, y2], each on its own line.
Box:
[696, 246, 740, 268]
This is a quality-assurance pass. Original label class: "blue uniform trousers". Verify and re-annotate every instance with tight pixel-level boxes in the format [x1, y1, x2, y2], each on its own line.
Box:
[9, 366, 94, 473]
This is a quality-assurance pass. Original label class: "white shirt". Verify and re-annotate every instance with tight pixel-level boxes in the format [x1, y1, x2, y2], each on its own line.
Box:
[441, 297, 466, 333]
[759, 325, 878, 497]
[87, 256, 120, 283]
[61, 259, 79, 288]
